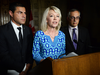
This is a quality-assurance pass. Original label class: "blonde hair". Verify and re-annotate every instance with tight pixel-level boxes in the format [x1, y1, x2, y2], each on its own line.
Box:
[40, 6, 62, 32]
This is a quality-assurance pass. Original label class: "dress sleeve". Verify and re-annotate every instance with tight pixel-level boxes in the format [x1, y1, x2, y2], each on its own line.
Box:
[59, 31, 66, 58]
[32, 31, 43, 64]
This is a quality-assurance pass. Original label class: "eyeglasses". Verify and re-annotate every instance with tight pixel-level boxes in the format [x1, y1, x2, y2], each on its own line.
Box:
[69, 16, 80, 20]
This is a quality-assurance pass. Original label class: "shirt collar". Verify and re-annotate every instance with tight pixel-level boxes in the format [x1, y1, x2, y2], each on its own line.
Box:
[69, 25, 78, 30]
[11, 21, 22, 29]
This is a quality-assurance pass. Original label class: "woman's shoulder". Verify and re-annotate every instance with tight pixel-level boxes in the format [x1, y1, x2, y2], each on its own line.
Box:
[36, 30, 43, 33]
[59, 30, 65, 36]
[35, 30, 44, 36]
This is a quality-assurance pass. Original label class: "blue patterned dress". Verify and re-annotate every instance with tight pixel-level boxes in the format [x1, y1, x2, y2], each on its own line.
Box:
[32, 30, 66, 64]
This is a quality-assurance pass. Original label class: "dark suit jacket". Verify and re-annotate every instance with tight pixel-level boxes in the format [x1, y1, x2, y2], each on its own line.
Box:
[61, 25, 91, 55]
[0, 22, 33, 74]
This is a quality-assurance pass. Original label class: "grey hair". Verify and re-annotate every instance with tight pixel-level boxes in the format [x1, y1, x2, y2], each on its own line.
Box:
[68, 9, 80, 17]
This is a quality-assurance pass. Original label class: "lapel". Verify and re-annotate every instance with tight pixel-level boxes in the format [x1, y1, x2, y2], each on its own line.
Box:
[77, 26, 85, 51]
[21, 25, 27, 55]
[8, 22, 20, 45]
[77, 26, 82, 50]
[78, 26, 83, 42]
[66, 26, 75, 50]
[8, 22, 27, 54]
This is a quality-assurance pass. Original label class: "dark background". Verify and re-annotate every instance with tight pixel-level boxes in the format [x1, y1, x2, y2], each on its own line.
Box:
[0, 0, 100, 52]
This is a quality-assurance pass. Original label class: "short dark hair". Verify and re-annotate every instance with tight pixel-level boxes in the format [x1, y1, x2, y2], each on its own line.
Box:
[9, 2, 25, 13]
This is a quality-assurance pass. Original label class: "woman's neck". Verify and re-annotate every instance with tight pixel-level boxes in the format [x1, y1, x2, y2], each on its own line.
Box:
[44, 28, 58, 42]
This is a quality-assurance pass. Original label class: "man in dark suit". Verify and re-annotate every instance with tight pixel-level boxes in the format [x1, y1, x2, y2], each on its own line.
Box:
[61, 9, 91, 55]
[0, 2, 33, 75]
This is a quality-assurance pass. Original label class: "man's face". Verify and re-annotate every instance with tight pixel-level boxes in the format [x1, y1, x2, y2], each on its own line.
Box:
[9, 6, 26, 26]
[67, 11, 80, 27]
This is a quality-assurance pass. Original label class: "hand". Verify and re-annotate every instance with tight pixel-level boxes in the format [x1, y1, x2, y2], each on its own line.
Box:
[40, 59, 44, 62]
[19, 71, 27, 75]
[19, 63, 31, 75]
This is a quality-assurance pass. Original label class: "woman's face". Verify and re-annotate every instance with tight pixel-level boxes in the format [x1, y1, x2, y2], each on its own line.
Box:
[46, 10, 60, 28]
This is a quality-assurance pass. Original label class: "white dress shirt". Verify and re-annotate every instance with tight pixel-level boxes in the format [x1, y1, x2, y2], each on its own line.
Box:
[68, 25, 78, 42]
[11, 21, 23, 41]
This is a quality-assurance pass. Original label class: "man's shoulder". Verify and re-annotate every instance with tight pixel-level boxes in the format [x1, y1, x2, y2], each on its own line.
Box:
[60, 26, 68, 34]
[0, 22, 11, 30]
[22, 25, 32, 31]
[23, 25, 29, 28]
[78, 26, 88, 31]
[60, 25, 68, 30]
[60, 25, 68, 29]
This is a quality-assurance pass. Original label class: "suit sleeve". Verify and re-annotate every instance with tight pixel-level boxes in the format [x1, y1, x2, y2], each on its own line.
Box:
[25, 28, 34, 64]
[85, 29, 92, 53]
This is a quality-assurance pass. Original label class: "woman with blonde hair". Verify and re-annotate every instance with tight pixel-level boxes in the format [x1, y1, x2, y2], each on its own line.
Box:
[32, 6, 66, 64]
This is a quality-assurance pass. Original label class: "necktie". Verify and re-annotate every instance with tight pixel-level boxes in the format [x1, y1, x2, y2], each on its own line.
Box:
[73, 28, 77, 50]
[17, 27, 23, 46]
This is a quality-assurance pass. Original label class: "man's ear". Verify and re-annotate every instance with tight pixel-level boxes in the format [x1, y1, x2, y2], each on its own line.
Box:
[9, 10, 13, 17]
